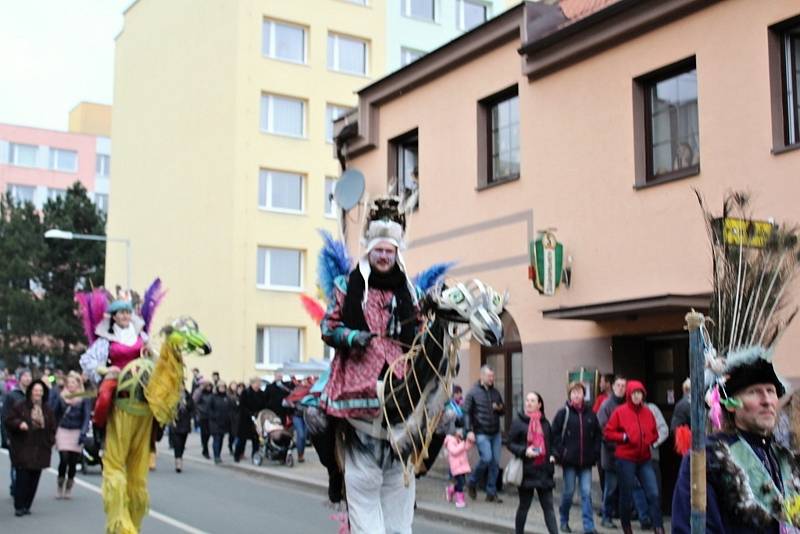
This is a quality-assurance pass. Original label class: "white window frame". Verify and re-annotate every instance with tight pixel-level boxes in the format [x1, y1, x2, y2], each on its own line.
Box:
[400, 47, 426, 66]
[326, 104, 350, 143]
[49, 148, 78, 173]
[456, 0, 488, 31]
[260, 93, 306, 138]
[324, 177, 338, 218]
[7, 183, 35, 205]
[9, 143, 38, 168]
[255, 326, 303, 369]
[327, 33, 369, 76]
[345, 0, 367, 5]
[262, 18, 307, 64]
[94, 193, 109, 213]
[403, 0, 436, 22]
[257, 246, 304, 292]
[96, 154, 111, 177]
[258, 169, 305, 214]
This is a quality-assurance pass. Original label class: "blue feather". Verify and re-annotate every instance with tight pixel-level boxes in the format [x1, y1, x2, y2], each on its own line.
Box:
[318, 230, 353, 301]
[413, 262, 456, 292]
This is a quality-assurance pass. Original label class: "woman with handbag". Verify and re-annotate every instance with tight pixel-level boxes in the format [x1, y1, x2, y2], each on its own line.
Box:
[507, 391, 558, 534]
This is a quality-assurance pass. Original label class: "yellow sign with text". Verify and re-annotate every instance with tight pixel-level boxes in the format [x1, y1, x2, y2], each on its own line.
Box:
[722, 218, 773, 248]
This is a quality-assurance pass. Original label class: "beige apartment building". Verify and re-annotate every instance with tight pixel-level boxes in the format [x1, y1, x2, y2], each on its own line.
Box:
[335, 0, 800, 508]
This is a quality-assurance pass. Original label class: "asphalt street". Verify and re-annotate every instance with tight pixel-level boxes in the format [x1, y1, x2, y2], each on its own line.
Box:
[0, 447, 467, 533]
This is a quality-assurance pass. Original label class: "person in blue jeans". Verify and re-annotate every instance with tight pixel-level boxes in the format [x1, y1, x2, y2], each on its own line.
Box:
[463, 366, 504, 502]
[551, 381, 601, 534]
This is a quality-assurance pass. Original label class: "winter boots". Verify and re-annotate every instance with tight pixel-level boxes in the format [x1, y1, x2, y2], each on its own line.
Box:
[175, 458, 183, 473]
[445, 484, 455, 503]
[454, 492, 466, 509]
[57, 477, 65, 499]
[64, 478, 74, 499]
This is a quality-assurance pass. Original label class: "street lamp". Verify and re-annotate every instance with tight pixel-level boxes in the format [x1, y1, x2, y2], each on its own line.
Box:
[44, 229, 132, 290]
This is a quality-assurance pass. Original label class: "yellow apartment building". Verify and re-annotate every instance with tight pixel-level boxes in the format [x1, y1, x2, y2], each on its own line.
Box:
[107, 0, 387, 381]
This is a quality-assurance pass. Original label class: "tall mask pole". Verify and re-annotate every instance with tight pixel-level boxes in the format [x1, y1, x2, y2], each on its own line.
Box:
[685, 310, 707, 534]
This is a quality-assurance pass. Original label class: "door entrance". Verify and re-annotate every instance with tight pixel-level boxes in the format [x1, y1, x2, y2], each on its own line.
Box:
[612, 332, 688, 514]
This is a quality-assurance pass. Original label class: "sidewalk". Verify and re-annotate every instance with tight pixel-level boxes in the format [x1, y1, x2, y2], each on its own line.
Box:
[168, 432, 670, 533]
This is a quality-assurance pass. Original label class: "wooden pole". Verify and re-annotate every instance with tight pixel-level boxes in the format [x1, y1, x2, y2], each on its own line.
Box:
[685, 310, 706, 534]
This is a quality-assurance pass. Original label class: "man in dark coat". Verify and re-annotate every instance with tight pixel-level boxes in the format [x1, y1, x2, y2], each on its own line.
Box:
[672, 358, 800, 534]
[1, 368, 31, 497]
[464, 365, 505, 502]
[264, 372, 293, 420]
[670, 378, 691, 432]
[234, 377, 266, 462]
[597, 375, 627, 528]
[551, 381, 602, 534]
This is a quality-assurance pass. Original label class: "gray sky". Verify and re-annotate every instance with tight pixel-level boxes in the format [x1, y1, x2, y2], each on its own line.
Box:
[0, 0, 134, 131]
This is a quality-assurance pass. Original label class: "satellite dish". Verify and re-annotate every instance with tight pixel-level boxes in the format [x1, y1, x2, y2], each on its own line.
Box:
[334, 169, 365, 211]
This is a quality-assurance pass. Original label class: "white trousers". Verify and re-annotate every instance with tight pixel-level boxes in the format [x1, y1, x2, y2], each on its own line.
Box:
[344, 442, 416, 534]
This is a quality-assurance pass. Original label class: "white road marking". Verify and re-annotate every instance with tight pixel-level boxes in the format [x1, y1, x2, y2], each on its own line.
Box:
[1, 449, 210, 534]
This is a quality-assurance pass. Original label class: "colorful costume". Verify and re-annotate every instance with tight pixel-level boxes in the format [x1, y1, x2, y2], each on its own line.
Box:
[672, 192, 800, 534]
[303, 197, 507, 533]
[78, 281, 211, 534]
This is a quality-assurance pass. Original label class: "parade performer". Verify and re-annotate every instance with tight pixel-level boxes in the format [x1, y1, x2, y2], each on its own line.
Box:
[672, 192, 800, 534]
[78, 280, 212, 534]
[303, 197, 507, 533]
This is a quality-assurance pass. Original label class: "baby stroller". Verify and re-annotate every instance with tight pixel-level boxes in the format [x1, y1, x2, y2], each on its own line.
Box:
[251, 409, 295, 467]
[80, 426, 104, 474]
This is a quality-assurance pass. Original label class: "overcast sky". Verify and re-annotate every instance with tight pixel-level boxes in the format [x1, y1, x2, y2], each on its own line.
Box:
[0, 0, 134, 131]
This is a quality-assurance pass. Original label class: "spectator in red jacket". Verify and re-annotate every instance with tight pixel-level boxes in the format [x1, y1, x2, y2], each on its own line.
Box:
[603, 380, 663, 534]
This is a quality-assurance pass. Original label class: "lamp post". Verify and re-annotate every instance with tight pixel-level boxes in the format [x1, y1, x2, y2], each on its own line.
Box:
[44, 229, 131, 290]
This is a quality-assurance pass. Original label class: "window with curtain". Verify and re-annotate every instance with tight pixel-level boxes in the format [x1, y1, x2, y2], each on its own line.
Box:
[10, 143, 38, 167]
[96, 154, 111, 176]
[328, 33, 367, 75]
[458, 0, 487, 31]
[94, 193, 109, 213]
[257, 247, 303, 290]
[324, 177, 338, 217]
[7, 183, 35, 205]
[646, 64, 699, 180]
[256, 326, 301, 366]
[400, 47, 425, 66]
[403, 0, 435, 21]
[490, 94, 520, 183]
[262, 19, 306, 64]
[49, 148, 78, 172]
[260, 94, 305, 137]
[782, 23, 800, 145]
[47, 188, 67, 202]
[258, 169, 303, 212]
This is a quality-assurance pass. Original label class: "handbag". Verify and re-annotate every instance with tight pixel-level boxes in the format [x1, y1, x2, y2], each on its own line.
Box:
[503, 456, 523, 487]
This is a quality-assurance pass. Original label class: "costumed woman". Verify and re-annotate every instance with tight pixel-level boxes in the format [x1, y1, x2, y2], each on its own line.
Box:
[319, 197, 424, 534]
[53, 371, 92, 499]
[672, 193, 800, 534]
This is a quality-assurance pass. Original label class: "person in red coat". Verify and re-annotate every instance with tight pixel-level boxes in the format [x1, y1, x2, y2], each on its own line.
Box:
[603, 380, 663, 534]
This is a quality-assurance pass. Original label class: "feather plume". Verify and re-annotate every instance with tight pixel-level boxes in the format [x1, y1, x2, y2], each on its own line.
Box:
[674, 425, 691, 456]
[141, 278, 167, 333]
[75, 288, 110, 343]
[696, 190, 800, 358]
[300, 294, 326, 325]
[412, 262, 456, 292]
[317, 230, 352, 301]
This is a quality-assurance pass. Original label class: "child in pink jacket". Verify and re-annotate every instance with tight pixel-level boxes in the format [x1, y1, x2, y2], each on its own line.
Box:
[444, 426, 473, 508]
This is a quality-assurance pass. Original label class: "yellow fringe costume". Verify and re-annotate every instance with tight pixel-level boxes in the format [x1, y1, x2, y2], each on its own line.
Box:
[102, 329, 196, 534]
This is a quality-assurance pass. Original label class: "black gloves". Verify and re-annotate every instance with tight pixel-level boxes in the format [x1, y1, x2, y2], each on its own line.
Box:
[350, 331, 375, 349]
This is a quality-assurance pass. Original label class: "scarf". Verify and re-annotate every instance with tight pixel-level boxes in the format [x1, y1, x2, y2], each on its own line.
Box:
[527, 411, 546, 466]
[31, 402, 44, 429]
[342, 264, 417, 347]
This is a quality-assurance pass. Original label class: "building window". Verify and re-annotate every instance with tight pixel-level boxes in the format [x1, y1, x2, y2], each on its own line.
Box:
[400, 47, 425, 66]
[403, 0, 435, 21]
[7, 184, 35, 205]
[345, 0, 367, 4]
[634, 57, 699, 185]
[257, 247, 303, 290]
[258, 169, 304, 213]
[326, 104, 350, 143]
[769, 18, 800, 149]
[457, 0, 487, 31]
[260, 93, 305, 137]
[262, 19, 306, 64]
[327, 33, 368, 76]
[325, 177, 338, 217]
[95, 193, 109, 213]
[47, 188, 67, 202]
[9, 143, 38, 167]
[323, 345, 334, 360]
[96, 154, 111, 177]
[477, 86, 519, 188]
[49, 148, 78, 172]
[388, 129, 419, 211]
[256, 326, 302, 367]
